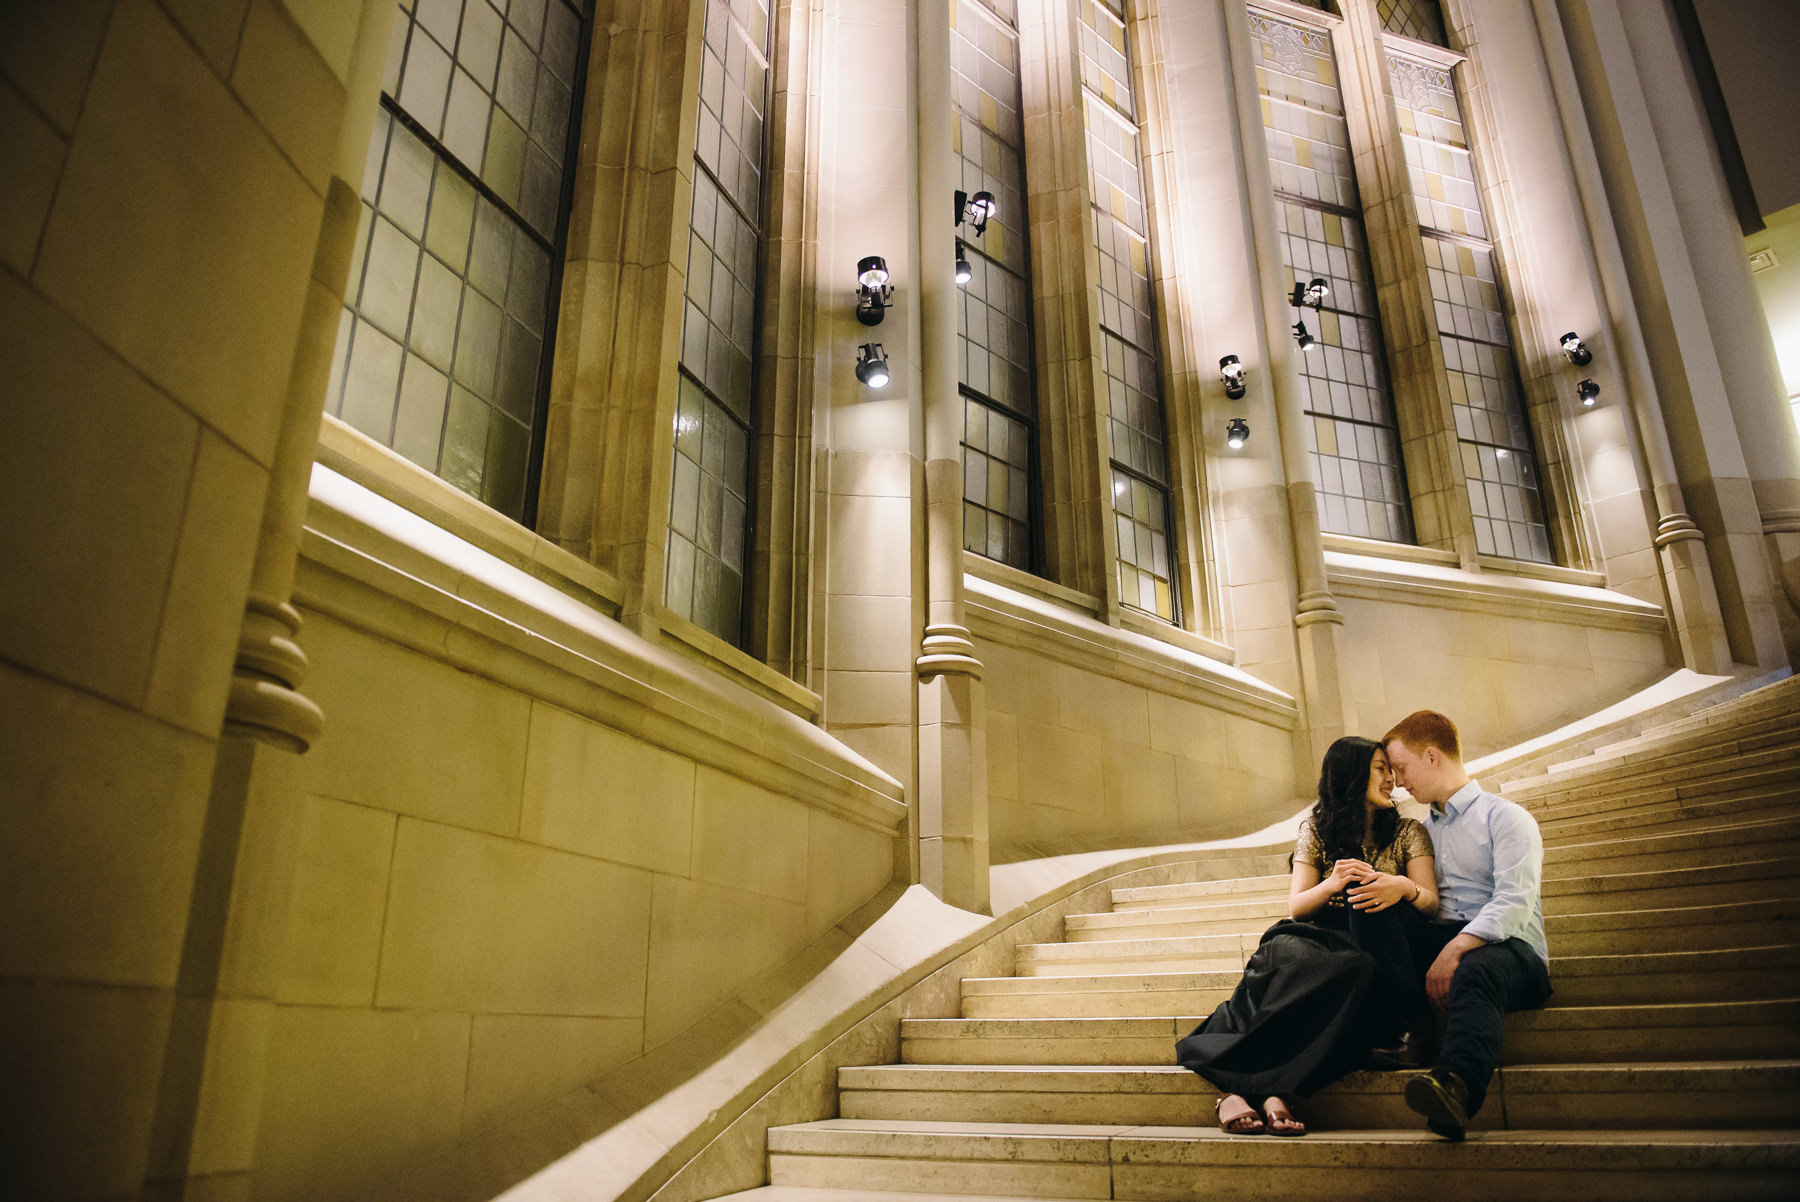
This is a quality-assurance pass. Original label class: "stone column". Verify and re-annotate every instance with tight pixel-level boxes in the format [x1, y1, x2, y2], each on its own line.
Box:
[1220, 1, 1352, 766]
[1560, 0, 1787, 670]
[915, 0, 990, 912]
[142, 5, 390, 1196]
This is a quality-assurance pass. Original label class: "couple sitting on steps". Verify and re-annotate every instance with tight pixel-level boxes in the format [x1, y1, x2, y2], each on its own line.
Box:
[1176, 710, 1552, 1139]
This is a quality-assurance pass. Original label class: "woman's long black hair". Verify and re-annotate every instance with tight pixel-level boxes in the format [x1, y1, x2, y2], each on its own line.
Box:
[1310, 736, 1397, 864]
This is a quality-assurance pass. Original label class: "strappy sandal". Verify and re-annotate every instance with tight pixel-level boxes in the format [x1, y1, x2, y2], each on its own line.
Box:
[1214, 1094, 1265, 1134]
[1261, 1096, 1307, 1136]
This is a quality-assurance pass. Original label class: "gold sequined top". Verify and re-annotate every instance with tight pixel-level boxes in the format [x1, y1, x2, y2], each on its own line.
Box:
[1294, 816, 1434, 910]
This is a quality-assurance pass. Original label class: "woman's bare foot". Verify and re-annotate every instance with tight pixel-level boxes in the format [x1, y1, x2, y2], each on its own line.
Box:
[1261, 1096, 1306, 1136]
[1214, 1094, 1264, 1134]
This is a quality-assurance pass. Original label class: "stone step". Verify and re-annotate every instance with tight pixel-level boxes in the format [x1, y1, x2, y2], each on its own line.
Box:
[961, 945, 1800, 1019]
[1017, 933, 1253, 978]
[832, 1061, 1800, 1130]
[713, 1189, 1065, 1202]
[1544, 817, 1800, 873]
[1539, 789, 1800, 843]
[1061, 894, 1800, 952]
[1109, 876, 1290, 912]
[1519, 756, 1800, 817]
[1540, 693, 1800, 775]
[901, 1000, 1800, 1067]
[1542, 856, 1800, 914]
[1523, 712, 1800, 790]
[1064, 899, 1290, 943]
[768, 1120, 1800, 1202]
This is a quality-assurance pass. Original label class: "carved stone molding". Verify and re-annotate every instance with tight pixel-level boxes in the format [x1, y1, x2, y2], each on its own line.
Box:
[917, 623, 985, 681]
[222, 596, 324, 753]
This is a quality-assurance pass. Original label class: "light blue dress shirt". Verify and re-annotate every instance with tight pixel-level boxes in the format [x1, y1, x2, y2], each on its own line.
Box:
[1427, 779, 1549, 966]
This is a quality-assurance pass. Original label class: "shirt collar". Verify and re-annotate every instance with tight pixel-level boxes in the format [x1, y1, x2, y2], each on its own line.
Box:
[1433, 778, 1483, 820]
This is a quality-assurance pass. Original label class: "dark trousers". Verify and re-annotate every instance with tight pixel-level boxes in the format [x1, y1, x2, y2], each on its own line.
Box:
[1314, 902, 1433, 1044]
[1408, 921, 1553, 1115]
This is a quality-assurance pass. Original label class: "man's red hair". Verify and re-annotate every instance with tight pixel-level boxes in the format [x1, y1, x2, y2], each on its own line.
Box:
[1382, 710, 1462, 760]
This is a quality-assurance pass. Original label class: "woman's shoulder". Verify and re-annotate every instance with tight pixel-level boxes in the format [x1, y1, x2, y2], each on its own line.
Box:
[1394, 815, 1434, 854]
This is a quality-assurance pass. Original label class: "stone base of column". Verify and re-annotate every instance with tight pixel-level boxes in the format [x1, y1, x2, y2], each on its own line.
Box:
[1653, 514, 1734, 674]
[917, 671, 990, 915]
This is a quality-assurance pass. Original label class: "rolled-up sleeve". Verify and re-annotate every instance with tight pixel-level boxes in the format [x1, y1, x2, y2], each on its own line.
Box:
[1460, 804, 1543, 946]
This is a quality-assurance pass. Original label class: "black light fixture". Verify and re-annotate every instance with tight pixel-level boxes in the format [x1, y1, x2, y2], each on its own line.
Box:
[954, 189, 997, 236]
[1577, 378, 1600, 407]
[1561, 331, 1592, 366]
[1293, 319, 1316, 350]
[1290, 277, 1329, 309]
[954, 241, 972, 285]
[1219, 354, 1246, 399]
[856, 255, 892, 326]
[1226, 417, 1251, 450]
[855, 342, 890, 388]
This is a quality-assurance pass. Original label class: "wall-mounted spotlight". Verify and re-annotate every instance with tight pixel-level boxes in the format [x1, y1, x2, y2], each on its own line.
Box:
[1292, 319, 1316, 350]
[1219, 354, 1246, 399]
[1561, 331, 1592, 366]
[1226, 417, 1251, 450]
[1290, 277, 1329, 309]
[954, 241, 972, 285]
[855, 342, 890, 388]
[954, 189, 997, 235]
[856, 255, 892, 326]
[1577, 378, 1600, 408]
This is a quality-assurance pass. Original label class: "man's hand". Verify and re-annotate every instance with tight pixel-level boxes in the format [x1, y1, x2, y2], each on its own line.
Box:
[1427, 933, 1486, 1009]
[1346, 872, 1411, 912]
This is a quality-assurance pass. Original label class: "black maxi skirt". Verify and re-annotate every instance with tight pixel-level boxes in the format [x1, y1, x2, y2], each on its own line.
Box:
[1174, 917, 1382, 1100]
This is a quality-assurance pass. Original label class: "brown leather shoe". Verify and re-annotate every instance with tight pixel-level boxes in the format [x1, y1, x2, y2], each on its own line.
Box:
[1365, 1032, 1426, 1071]
[1404, 1069, 1469, 1140]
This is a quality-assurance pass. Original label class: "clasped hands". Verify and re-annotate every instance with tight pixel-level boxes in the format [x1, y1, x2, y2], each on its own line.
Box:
[1327, 858, 1412, 912]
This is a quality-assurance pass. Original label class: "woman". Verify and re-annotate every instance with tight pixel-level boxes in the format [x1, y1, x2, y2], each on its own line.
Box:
[1175, 736, 1438, 1135]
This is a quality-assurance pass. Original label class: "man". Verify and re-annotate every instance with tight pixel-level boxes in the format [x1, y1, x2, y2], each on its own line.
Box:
[1382, 710, 1551, 1140]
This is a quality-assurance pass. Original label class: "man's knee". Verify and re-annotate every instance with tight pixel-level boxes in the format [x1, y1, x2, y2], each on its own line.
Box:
[1448, 945, 1516, 1000]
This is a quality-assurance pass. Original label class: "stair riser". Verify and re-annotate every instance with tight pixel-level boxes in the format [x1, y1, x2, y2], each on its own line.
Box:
[1542, 799, 1800, 842]
[1113, 1164, 1800, 1202]
[1525, 771, 1800, 819]
[1523, 720, 1800, 786]
[962, 989, 1231, 1020]
[1549, 918, 1800, 955]
[1020, 956, 1247, 978]
[769, 1153, 1109, 1199]
[1067, 915, 1284, 942]
[1547, 837, 1800, 875]
[838, 1087, 1799, 1131]
[1549, 968, 1800, 1005]
[1512, 749, 1800, 806]
[901, 1024, 1800, 1067]
[1544, 875, 1800, 913]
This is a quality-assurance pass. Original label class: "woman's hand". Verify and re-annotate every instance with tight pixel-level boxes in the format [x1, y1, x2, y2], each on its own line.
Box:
[1346, 871, 1415, 912]
[1325, 859, 1366, 891]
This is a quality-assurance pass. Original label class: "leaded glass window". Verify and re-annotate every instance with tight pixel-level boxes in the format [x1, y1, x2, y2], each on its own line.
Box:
[1079, 0, 1178, 620]
[666, 0, 771, 643]
[1377, 0, 1447, 46]
[328, 0, 587, 523]
[1251, 10, 1413, 544]
[953, 0, 1038, 571]
[1389, 52, 1552, 562]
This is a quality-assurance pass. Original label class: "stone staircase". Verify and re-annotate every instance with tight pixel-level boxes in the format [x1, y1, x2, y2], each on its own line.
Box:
[716, 678, 1800, 1200]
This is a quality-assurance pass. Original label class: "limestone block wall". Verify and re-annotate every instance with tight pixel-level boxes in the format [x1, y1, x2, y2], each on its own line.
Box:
[965, 569, 1304, 859]
[1328, 544, 1674, 756]
[249, 461, 906, 1202]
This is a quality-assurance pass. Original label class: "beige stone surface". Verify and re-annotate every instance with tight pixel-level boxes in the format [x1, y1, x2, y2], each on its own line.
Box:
[144, 429, 270, 736]
[0, 0, 112, 135]
[462, 1014, 645, 1139]
[519, 702, 697, 876]
[36, 0, 321, 466]
[257, 1005, 471, 1202]
[0, 662, 214, 987]
[645, 875, 809, 1049]
[0, 977, 172, 1200]
[0, 76, 65, 274]
[691, 767, 811, 904]
[232, 0, 348, 195]
[0, 268, 198, 708]
[376, 817, 653, 1016]
[278, 795, 396, 1005]
[299, 612, 533, 835]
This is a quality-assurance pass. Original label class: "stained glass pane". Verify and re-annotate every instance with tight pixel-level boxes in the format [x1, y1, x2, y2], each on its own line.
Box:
[329, 1, 588, 522]
[1378, 0, 1448, 46]
[1253, 9, 1413, 544]
[1389, 50, 1552, 561]
[667, 0, 771, 642]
